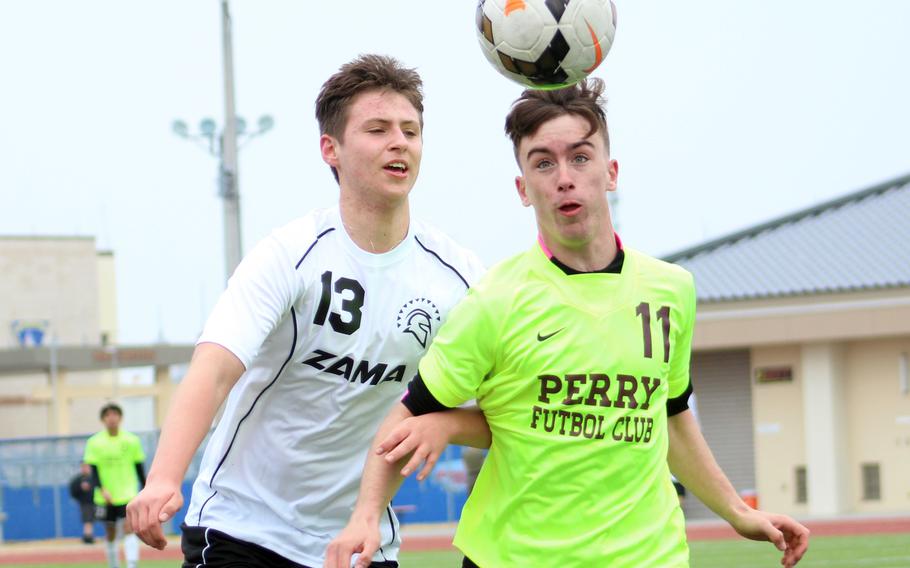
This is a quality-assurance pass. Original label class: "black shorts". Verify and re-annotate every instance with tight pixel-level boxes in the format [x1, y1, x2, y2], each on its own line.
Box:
[463, 557, 480, 568]
[673, 480, 687, 498]
[79, 503, 95, 523]
[95, 504, 127, 523]
[180, 524, 399, 568]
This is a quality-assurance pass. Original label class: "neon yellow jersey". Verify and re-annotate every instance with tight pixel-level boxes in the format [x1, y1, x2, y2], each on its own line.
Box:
[83, 429, 146, 506]
[419, 244, 695, 568]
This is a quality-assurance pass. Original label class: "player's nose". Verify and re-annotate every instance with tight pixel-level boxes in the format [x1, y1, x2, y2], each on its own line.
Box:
[556, 162, 575, 191]
[387, 127, 410, 151]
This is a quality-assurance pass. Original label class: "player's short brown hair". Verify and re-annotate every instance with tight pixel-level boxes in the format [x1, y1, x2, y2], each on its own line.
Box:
[316, 54, 424, 140]
[504, 78, 610, 163]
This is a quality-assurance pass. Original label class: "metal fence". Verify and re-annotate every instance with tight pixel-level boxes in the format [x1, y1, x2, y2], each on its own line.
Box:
[0, 430, 209, 543]
[0, 431, 465, 542]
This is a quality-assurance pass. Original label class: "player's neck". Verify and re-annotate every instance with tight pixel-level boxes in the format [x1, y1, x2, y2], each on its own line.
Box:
[339, 196, 410, 254]
[542, 229, 618, 273]
[106, 427, 119, 436]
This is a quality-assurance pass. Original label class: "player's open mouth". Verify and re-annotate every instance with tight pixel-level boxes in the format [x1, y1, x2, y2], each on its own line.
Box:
[384, 161, 409, 177]
[558, 202, 582, 216]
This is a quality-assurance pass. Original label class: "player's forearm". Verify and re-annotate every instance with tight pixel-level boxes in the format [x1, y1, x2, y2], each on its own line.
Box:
[442, 408, 491, 449]
[351, 404, 415, 523]
[147, 343, 244, 485]
[667, 410, 750, 523]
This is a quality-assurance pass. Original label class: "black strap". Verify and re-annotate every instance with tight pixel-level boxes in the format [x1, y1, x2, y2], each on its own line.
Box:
[666, 380, 694, 417]
[402, 372, 451, 416]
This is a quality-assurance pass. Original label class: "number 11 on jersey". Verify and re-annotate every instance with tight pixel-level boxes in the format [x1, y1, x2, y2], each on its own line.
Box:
[635, 302, 671, 363]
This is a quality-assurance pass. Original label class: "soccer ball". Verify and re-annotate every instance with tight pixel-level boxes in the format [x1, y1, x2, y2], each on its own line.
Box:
[475, 0, 617, 89]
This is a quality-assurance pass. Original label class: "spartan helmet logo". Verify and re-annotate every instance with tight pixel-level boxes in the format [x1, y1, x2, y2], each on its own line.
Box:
[403, 308, 432, 348]
[397, 298, 441, 349]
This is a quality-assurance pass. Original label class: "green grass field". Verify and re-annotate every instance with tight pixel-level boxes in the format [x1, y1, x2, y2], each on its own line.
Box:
[17, 533, 910, 568]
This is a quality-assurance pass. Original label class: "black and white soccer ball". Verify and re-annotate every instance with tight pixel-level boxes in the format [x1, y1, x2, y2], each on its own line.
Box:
[476, 0, 617, 89]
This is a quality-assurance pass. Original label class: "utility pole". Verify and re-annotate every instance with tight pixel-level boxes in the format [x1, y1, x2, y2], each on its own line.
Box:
[220, 0, 242, 281]
[172, 0, 274, 285]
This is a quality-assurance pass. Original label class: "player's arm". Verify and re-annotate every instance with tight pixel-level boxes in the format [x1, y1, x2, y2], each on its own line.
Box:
[325, 376, 491, 568]
[377, 373, 491, 481]
[667, 410, 809, 568]
[135, 463, 147, 489]
[324, 403, 415, 568]
[127, 342, 244, 550]
[89, 464, 112, 503]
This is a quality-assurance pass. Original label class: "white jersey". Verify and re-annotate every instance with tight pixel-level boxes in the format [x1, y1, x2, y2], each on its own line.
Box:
[184, 206, 483, 566]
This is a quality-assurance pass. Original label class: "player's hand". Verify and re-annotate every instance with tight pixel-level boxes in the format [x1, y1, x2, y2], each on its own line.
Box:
[101, 489, 113, 504]
[126, 480, 184, 550]
[730, 508, 809, 568]
[376, 413, 455, 481]
[323, 516, 381, 568]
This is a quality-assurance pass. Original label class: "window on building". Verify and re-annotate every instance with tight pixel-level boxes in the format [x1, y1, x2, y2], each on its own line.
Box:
[861, 463, 881, 501]
[795, 466, 807, 504]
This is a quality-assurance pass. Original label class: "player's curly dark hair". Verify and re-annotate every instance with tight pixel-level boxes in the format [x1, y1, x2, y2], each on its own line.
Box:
[99, 402, 123, 420]
[316, 54, 424, 182]
[504, 78, 610, 163]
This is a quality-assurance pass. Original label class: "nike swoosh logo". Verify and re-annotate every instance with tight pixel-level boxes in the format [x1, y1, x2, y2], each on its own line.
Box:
[537, 328, 565, 342]
[583, 19, 604, 73]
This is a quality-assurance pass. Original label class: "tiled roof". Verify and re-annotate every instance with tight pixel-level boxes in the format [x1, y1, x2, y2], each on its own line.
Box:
[664, 173, 910, 302]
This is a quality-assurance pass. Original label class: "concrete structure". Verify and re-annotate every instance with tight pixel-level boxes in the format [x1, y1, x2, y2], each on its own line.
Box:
[667, 173, 910, 519]
[0, 237, 192, 437]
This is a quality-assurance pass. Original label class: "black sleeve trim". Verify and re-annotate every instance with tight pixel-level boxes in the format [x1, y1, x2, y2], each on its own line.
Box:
[414, 236, 470, 289]
[666, 380, 694, 417]
[402, 372, 452, 416]
[90, 465, 101, 489]
[135, 463, 147, 489]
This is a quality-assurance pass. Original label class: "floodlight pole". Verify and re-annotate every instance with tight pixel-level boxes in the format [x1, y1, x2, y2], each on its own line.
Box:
[172, 1, 273, 286]
[220, 0, 242, 282]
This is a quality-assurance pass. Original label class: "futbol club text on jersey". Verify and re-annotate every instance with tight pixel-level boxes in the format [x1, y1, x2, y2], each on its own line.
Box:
[530, 373, 662, 443]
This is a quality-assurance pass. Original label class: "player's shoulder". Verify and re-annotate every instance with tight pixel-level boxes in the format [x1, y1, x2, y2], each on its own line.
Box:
[119, 430, 142, 443]
[466, 248, 529, 298]
[244, 208, 341, 271]
[626, 248, 694, 288]
[269, 208, 340, 250]
[85, 430, 104, 445]
[410, 218, 485, 286]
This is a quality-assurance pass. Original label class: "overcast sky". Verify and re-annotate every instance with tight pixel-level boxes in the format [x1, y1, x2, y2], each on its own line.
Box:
[1, 1, 908, 345]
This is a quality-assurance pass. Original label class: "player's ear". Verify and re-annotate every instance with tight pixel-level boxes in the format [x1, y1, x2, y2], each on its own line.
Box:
[516, 176, 531, 207]
[320, 134, 339, 168]
[606, 159, 619, 193]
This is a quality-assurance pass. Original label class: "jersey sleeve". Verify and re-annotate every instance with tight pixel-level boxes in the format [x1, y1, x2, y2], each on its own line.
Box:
[667, 271, 696, 399]
[129, 434, 146, 464]
[82, 436, 98, 466]
[462, 249, 487, 288]
[418, 284, 500, 408]
[197, 231, 304, 369]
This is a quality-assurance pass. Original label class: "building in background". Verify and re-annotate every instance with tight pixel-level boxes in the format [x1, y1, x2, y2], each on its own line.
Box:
[0, 236, 191, 438]
[667, 172, 910, 519]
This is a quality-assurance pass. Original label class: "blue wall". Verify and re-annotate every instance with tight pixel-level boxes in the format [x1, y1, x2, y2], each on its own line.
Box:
[2, 486, 103, 541]
[2, 447, 474, 541]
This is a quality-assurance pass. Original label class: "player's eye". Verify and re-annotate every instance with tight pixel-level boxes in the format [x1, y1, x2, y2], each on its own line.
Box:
[573, 154, 590, 164]
[403, 129, 419, 138]
[535, 159, 554, 170]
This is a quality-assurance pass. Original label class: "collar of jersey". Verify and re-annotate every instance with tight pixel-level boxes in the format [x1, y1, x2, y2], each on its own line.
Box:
[535, 233, 625, 276]
[332, 206, 415, 267]
[530, 243, 636, 316]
